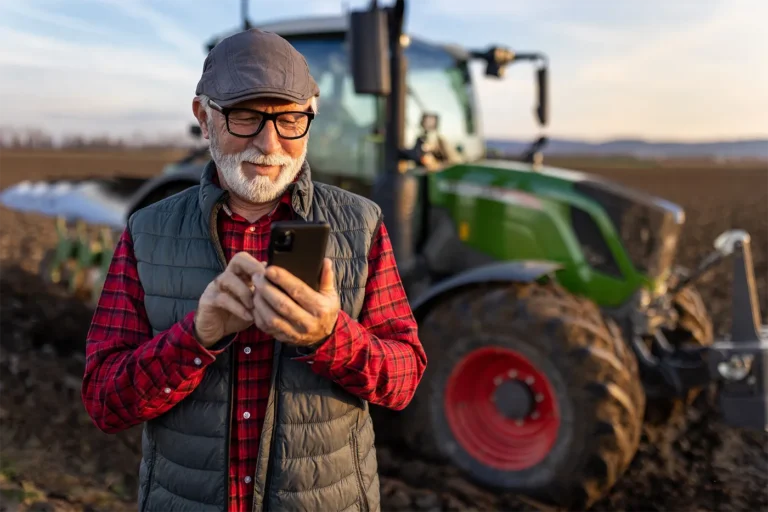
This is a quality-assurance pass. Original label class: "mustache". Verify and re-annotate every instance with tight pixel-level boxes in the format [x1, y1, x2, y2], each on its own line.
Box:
[240, 148, 293, 167]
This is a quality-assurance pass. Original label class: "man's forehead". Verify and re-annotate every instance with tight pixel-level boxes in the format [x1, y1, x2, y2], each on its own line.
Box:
[231, 97, 312, 112]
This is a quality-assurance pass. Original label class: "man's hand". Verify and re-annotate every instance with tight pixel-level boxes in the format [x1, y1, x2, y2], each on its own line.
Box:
[251, 258, 340, 346]
[194, 252, 265, 348]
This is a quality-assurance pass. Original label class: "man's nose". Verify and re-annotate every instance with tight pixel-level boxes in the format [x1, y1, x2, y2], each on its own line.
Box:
[252, 120, 282, 154]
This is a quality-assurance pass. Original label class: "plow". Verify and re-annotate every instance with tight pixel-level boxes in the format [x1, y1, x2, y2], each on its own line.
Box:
[1, 1, 766, 510]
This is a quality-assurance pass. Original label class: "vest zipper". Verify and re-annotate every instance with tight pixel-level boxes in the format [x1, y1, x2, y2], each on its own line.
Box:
[262, 356, 281, 512]
[209, 202, 235, 504]
[350, 430, 369, 512]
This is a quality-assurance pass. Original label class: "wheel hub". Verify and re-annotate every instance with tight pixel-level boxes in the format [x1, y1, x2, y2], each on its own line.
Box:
[444, 346, 561, 471]
[493, 378, 534, 419]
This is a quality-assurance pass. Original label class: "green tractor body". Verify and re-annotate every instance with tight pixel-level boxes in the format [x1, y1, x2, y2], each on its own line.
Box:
[427, 160, 681, 307]
[3, 2, 767, 510]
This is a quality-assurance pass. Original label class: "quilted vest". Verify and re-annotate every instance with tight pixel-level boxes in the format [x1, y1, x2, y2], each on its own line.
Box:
[128, 160, 383, 512]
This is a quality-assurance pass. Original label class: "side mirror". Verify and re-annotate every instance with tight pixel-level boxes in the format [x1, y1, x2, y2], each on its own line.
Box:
[536, 66, 548, 126]
[348, 8, 391, 96]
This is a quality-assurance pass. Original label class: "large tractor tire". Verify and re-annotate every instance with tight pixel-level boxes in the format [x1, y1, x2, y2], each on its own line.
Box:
[386, 281, 646, 510]
[647, 282, 714, 424]
[664, 284, 714, 348]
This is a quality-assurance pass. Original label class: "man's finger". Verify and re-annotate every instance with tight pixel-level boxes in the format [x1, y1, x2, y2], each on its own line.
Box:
[217, 272, 254, 310]
[253, 293, 300, 341]
[214, 292, 253, 323]
[318, 258, 335, 294]
[254, 275, 312, 334]
[229, 251, 266, 279]
[264, 265, 322, 314]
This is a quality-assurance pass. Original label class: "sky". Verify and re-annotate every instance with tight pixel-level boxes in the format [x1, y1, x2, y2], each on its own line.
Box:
[0, 0, 767, 143]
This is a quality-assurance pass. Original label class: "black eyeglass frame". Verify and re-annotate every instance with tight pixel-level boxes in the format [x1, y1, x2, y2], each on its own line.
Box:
[207, 98, 316, 140]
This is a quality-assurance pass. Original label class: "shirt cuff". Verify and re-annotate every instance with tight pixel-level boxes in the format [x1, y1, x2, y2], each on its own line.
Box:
[176, 311, 237, 367]
[293, 311, 354, 374]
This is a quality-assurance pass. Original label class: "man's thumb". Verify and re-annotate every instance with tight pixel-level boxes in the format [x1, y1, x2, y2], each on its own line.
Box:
[319, 258, 335, 293]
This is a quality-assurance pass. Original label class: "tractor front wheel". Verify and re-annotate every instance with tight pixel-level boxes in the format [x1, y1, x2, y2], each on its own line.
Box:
[406, 281, 646, 510]
[663, 283, 713, 348]
[646, 282, 715, 424]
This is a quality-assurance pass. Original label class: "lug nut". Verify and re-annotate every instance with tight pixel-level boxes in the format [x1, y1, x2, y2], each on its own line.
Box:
[508, 370, 518, 378]
[535, 394, 544, 402]
[515, 420, 524, 426]
[531, 411, 540, 420]
[494, 376, 503, 386]
[525, 376, 535, 385]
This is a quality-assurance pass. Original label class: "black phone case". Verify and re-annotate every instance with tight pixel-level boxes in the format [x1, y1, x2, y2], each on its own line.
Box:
[267, 221, 330, 291]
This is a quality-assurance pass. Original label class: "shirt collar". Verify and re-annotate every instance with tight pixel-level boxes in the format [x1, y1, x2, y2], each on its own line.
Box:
[212, 172, 292, 221]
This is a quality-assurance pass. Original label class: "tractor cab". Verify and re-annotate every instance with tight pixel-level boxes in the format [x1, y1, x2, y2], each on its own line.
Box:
[201, 11, 554, 302]
[205, 14, 486, 199]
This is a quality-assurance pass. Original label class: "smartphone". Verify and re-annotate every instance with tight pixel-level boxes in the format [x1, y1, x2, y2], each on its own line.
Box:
[267, 220, 330, 291]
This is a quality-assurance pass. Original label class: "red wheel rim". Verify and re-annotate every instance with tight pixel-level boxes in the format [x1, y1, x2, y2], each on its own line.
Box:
[444, 346, 560, 471]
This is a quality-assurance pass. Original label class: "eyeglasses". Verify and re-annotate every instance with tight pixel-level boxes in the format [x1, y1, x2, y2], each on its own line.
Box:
[207, 99, 315, 140]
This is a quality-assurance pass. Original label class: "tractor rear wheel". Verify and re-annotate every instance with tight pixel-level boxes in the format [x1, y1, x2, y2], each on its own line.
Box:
[398, 281, 646, 510]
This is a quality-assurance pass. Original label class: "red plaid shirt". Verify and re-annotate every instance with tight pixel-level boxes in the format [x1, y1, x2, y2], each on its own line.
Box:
[82, 180, 426, 512]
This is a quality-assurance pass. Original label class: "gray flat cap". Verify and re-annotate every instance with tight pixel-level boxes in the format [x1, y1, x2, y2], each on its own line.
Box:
[196, 28, 320, 107]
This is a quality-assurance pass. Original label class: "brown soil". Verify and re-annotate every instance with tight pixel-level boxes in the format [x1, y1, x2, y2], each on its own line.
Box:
[0, 149, 766, 511]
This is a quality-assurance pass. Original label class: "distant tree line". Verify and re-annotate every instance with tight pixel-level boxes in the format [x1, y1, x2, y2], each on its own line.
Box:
[0, 126, 196, 150]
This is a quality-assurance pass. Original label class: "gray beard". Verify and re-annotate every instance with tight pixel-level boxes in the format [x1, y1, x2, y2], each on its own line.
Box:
[208, 128, 307, 204]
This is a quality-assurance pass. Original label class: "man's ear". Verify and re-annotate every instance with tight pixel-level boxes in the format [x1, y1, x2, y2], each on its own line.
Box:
[192, 98, 211, 140]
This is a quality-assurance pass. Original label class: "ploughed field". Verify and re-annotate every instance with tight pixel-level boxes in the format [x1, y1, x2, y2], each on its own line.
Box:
[0, 149, 766, 511]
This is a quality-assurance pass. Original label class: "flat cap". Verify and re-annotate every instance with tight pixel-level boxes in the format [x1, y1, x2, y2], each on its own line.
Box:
[196, 28, 320, 107]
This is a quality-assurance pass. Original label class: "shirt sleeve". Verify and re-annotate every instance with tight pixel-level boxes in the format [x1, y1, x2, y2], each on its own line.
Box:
[81, 228, 232, 434]
[295, 222, 427, 411]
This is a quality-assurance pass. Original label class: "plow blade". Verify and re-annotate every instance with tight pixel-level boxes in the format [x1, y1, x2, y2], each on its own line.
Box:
[0, 177, 148, 229]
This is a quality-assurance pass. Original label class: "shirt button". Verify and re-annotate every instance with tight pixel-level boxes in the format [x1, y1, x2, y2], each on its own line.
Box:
[244, 476, 252, 484]
[193, 357, 202, 366]
[249, 226, 256, 232]
[163, 387, 171, 394]
[243, 411, 251, 420]
[244, 346, 251, 355]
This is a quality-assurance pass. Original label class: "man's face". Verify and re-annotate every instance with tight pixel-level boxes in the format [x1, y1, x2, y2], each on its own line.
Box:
[195, 97, 311, 204]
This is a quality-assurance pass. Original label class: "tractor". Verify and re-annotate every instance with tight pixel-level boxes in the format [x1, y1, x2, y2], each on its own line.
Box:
[1, 0, 766, 509]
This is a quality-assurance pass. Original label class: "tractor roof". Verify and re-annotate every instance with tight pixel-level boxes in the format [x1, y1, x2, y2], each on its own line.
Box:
[205, 14, 470, 62]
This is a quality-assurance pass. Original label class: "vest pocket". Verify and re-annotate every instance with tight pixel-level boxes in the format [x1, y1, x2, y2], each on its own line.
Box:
[349, 428, 370, 512]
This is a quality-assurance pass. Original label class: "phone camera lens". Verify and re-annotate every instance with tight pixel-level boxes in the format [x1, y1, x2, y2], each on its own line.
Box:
[276, 231, 293, 250]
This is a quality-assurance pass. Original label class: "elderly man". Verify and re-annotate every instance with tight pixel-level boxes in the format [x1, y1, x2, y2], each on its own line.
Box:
[82, 28, 426, 512]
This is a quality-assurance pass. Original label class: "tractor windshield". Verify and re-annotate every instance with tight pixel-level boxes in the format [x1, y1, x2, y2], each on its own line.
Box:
[404, 40, 479, 157]
[289, 35, 482, 183]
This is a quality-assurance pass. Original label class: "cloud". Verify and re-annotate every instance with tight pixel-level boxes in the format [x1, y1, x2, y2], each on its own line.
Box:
[85, 0, 201, 56]
[475, 0, 768, 140]
[0, 26, 198, 85]
[0, 61, 195, 129]
[0, 22, 199, 140]
[418, 0, 558, 19]
[2, 0, 765, 141]
[0, 2, 115, 38]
